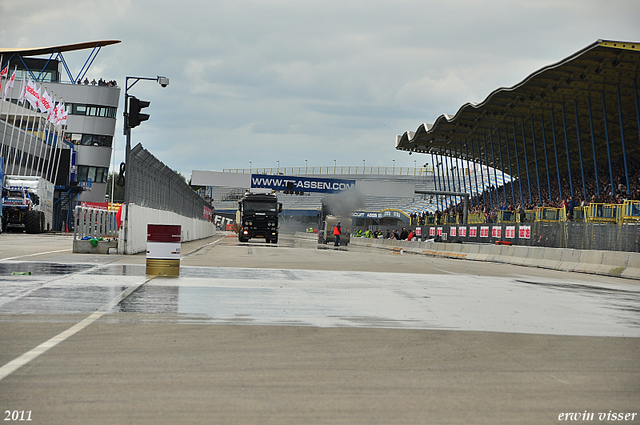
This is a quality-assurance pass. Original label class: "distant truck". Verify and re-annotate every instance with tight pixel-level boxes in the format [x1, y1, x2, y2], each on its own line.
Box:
[318, 215, 352, 246]
[236, 189, 282, 243]
[1, 175, 54, 233]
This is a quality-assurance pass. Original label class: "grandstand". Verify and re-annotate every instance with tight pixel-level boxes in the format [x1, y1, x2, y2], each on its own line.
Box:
[207, 165, 508, 229]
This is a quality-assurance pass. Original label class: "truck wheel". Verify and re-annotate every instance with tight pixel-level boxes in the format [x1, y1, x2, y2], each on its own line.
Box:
[24, 211, 40, 234]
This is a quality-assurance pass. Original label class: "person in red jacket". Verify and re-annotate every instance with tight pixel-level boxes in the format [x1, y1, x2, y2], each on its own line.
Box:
[333, 221, 342, 247]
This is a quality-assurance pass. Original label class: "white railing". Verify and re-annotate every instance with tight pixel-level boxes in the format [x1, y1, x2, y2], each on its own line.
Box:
[222, 165, 436, 176]
[73, 206, 119, 240]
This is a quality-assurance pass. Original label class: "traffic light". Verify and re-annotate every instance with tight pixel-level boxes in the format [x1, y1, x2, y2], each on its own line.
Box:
[128, 96, 151, 128]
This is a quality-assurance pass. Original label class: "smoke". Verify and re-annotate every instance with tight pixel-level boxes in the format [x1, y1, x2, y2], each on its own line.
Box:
[322, 189, 365, 218]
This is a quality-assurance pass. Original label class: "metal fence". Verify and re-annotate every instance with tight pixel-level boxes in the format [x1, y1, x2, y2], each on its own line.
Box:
[420, 222, 640, 252]
[73, 206, 119, 240]
[127, 143, 213, 220]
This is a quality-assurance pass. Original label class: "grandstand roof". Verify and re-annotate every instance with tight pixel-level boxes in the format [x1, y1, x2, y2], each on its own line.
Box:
[0, 40, 121, 57]
[396, 39, 640, 177]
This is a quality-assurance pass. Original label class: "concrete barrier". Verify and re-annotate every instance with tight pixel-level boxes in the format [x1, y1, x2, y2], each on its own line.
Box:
[348, 237, 640, 281]
[119, 204, 216, 255]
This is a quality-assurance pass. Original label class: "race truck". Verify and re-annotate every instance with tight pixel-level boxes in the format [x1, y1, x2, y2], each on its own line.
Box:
[318, 214, 352, 246]
[1, 176, 54, 233]
[236, 189, 282, 243]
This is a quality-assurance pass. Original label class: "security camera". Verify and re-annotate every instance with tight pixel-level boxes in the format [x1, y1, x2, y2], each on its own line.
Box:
[157, 76, 169, 88]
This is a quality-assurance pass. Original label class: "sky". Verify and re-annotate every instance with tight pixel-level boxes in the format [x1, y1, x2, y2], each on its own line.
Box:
[2, 0, 640, 179]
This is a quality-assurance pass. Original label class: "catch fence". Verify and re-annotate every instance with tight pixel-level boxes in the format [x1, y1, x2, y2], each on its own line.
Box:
[127, 143, 213, 221]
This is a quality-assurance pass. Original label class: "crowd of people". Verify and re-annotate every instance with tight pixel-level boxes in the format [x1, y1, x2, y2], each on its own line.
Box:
[77, 78, 118, 87]
[353, 227, 415, 240]
[410, 163, 640, 225]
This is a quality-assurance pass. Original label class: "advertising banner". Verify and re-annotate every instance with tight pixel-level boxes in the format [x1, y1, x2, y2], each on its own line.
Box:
[251, 174, 356, 194]
[519, 225, 531, 239]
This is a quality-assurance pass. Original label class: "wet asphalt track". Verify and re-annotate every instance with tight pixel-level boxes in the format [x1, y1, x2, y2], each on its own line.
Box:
[0, 232, 639, 424]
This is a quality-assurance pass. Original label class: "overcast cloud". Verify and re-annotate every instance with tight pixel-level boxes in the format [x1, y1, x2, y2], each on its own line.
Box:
[1, 0, 639, 178]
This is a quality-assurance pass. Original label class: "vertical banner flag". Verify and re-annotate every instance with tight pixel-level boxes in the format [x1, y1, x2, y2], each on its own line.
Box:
[25, 78, 41, 110]
[3, 69, 15, 100]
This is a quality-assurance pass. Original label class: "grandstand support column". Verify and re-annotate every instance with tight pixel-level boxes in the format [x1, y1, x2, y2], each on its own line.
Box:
[540, 114, 553, 203]
[634, 79, 640, 154]
[468, 138, 479, 205]
[601, 91, 615, 199]
[530, 117, 542, 203]
[496, 128, 508, 206]
[561, 103, 574, 198]
[477, 137, 487, 207]
[616, 84, 630, 195]
[458, 140, 467, 194]
[448, 150, 455, 192]
[587, 96, 600, 198]
[512, 124, 522, 204]
[573, 100, 587, 200]
[445, 152, 451, 192]
[489, 130, 500, 206]
[482, 134, 492, 208]
[504, 128, 515, 205]
[550, 110, 563, 200]
[521, 117, 532, 203]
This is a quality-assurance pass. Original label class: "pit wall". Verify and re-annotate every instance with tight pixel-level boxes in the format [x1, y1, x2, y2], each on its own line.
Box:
[118, 204, 216, 254]
[348, 237, 640, 281]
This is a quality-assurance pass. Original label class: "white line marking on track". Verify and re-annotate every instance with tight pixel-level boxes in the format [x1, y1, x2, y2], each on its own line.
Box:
[0, 249, 72, 262]
[0, 276, 154, 382]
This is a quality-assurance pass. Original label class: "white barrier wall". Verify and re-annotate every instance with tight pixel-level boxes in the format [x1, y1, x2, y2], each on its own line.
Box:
[348, 237, 640, 281]
[118, 203, 216, 254]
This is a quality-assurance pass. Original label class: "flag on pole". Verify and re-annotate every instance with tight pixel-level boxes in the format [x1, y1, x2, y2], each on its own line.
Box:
[3, 69, 16, 101]
[40, 89, 53, 113]
[54, 101, 67, 126]
[0, 63, 6, 94]
[17, 73, 27, 104]
[24, 79, 41, 110]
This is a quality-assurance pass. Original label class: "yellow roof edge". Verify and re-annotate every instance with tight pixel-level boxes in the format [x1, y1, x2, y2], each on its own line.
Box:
[598, 40, 640, 51]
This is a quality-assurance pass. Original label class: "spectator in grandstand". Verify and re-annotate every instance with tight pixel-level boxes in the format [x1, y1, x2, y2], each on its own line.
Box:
[400, 227, 409, 240]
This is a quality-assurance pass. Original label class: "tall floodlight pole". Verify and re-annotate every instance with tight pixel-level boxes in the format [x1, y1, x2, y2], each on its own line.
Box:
[123, 75, 169, 253]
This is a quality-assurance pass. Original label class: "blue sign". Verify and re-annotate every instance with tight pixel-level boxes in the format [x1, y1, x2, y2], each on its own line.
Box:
[251, 174, 356, 194]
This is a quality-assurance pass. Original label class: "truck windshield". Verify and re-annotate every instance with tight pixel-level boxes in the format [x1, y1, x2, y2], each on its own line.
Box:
[244, 201, 277, 212]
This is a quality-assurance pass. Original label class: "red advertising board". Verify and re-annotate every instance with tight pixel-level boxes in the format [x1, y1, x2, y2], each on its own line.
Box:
[492, 226, 502, 238]
[480, 226, 490, 238]
[469, 226, 477, 237]
[450, 227, 457, 237]
[459, 227, 467, 237]
[519, 226, 531, 239]
[505, 226, 516, 239]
